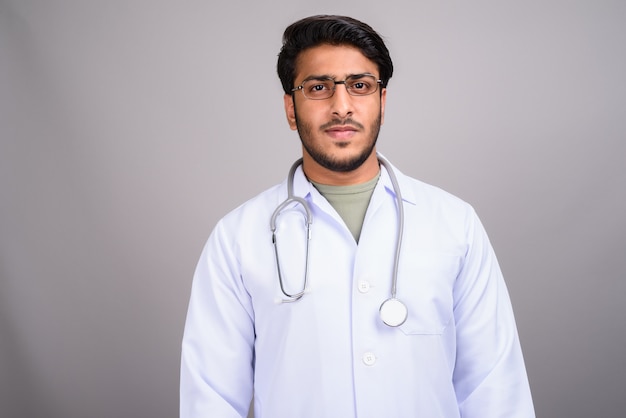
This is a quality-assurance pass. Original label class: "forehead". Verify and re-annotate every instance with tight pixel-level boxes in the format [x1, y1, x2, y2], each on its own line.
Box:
[294, 44, 379, 82]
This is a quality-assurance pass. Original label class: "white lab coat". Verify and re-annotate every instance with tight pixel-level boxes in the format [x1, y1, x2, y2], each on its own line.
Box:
[180, 160, 535, 417]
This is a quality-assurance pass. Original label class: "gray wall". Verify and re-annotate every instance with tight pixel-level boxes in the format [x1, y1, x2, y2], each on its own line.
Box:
[1, 1, 625, 417]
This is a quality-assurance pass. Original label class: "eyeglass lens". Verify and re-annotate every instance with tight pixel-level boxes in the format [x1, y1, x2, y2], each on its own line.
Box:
[300, 75, 379, 99]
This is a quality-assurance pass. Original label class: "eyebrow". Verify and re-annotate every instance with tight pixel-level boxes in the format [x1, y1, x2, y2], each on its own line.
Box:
[301, 73, 376, 83]
[301, 74, 335, 83]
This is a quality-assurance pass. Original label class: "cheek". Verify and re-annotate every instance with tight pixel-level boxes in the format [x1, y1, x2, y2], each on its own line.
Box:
[296, 104, 325, 126]
[362, 103, 383, 126]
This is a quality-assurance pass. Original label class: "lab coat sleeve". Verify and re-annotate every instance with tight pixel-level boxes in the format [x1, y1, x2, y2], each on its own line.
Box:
[180, 219, 255, 418]
[452, 209, 535, 417]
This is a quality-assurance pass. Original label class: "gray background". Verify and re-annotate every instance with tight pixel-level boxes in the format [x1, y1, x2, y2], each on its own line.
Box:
[1, 1, 625, 417]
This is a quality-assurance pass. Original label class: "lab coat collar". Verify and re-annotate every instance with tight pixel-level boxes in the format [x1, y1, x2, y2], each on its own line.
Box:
[288, 155, 417, 207]
[377, 155, 418, 207]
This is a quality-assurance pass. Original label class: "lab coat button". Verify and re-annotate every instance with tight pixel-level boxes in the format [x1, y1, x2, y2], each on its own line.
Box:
[357, 280, 370, 293]
[362, 352, 376, 366]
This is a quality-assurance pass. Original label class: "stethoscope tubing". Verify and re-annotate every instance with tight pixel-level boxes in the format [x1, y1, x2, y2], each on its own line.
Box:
[270, 158, 312, 301]
[377, 156, 404, 300]
[270, 154, 407, 326]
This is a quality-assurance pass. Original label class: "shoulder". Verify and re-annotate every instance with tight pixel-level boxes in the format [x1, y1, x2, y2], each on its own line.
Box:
[199, 181, 285, 261]
[390, 167, 490, 255]
[217, 182, 285, 230]
[393, 166, 475, 216]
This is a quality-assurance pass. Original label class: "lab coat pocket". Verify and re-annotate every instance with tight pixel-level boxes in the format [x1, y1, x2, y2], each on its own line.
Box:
[397, 253, 460, 336]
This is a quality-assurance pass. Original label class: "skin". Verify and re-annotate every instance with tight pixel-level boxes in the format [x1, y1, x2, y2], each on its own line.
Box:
[283, 44, 387, 186]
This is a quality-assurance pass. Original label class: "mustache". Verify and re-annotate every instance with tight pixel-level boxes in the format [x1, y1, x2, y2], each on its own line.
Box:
[320, 118, 364, 131]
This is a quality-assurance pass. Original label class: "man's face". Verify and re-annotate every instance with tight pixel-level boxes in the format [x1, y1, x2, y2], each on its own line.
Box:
[284, 44, 386, 180]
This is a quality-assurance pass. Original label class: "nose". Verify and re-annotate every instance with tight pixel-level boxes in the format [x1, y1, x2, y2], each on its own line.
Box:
[330, 83, 354, 118]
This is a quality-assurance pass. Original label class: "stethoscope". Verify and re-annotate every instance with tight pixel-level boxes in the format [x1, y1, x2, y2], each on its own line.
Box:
[270, 154, 408, 327]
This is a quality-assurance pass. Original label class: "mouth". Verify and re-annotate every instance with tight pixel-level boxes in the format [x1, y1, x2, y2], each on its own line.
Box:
[324, 125, 359, 140]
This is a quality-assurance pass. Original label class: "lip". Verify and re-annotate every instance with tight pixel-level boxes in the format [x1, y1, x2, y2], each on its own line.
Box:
[325, 125, 358, 140]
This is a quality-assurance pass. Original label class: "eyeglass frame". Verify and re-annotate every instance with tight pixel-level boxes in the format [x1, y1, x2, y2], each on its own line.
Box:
[291, 73, 383, 100]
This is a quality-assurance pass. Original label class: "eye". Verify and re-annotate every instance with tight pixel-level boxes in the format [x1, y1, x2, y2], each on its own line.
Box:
[347, 76, 376, 94]
[310, 83, 328, 92]
[303, 79, 334, 98]
[351, 81, 368, 91]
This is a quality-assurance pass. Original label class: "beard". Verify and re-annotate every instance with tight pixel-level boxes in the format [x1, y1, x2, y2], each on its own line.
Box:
[294, 111, 382, 173]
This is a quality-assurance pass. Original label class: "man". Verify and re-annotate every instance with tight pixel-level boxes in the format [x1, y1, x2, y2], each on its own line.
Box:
[181, 15, 534, 417]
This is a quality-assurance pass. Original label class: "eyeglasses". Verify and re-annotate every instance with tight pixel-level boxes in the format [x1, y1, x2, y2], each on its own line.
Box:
[291, 73, 382, 100]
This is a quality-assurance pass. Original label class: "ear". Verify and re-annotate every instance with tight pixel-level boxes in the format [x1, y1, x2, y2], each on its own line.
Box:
[284, 94, 297, 130]
[380, 88, 387, 125]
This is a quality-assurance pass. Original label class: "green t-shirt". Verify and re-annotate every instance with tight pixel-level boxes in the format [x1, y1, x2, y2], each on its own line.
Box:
[311, 172, 380, 242]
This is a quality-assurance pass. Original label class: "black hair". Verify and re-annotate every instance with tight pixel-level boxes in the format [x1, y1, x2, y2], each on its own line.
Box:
[277, 15, 393, 95]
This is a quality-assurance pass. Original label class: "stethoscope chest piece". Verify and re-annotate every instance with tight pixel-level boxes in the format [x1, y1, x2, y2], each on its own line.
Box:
[379, 298, 408, 327]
